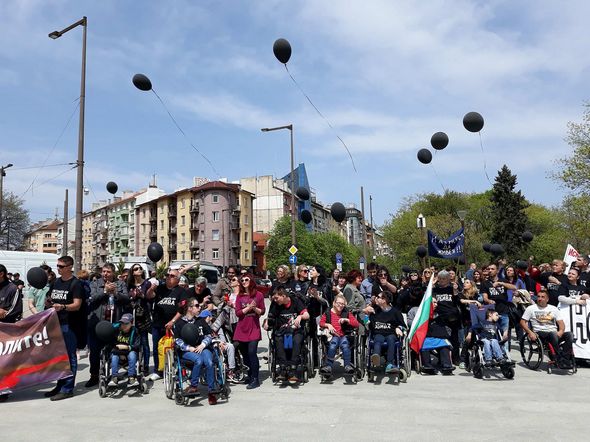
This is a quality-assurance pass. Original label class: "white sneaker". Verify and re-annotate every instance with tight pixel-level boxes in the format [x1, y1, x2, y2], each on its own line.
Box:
[108, 378, 118, 388]
[148, 373, 161, 381]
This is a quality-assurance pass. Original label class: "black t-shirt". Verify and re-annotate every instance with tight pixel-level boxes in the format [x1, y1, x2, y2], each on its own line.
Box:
[369, 305, 405, 336]
[184, 287, 212, 305]
[48, 277, 83, 325]
[579, 271, 589, 288]
[481, 279, 510, 314]
[564, 283, 590, 299]
[153, 285, 185, 328]
[432, 284, 460, 320]
[539, 272, 568, 306]
[269, 297, 307, 333]
[173, 317, 212, 348]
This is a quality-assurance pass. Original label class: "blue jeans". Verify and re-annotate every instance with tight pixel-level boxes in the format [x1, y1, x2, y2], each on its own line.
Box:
[111, 351, 138, 377]
[482, 338, 503, 361]
[151, 326, 166, 374]
[373, 334, 398, 366]
[56, 325, 77, 394]
[326, 336, 351, 367]
[499, 314, 509, 353]
[139, 331, 150, 372]
[182, 349, 215, 391]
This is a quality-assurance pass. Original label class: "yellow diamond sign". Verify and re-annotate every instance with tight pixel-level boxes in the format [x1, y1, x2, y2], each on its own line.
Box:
[289, 245, 298, 255]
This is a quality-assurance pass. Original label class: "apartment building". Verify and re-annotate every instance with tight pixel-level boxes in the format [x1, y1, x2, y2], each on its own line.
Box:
[24, 219, 60, 253]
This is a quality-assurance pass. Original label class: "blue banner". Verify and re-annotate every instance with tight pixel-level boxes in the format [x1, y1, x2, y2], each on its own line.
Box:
[427, 227, 465, 259]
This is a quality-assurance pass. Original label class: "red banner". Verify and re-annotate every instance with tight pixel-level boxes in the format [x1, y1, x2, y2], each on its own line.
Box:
[0, 309, 71, 394]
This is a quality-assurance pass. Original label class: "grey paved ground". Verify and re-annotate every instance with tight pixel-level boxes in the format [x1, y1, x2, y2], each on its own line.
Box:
[5, 302, 590, 440]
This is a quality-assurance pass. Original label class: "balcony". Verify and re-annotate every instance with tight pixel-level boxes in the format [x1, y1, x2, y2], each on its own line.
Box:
[230, 222, 240, 230]
[190, 223, 199, 231]
[168, 210, 177, 218]
[149, 229, 157, 238]
[190, 200, 200, 213]
[168, 243, 177, 252]
[233, 205, 241, 213]
[169, 226, 177, 235]
[230, 241, 240, 249]
[190, 241, 199, 250]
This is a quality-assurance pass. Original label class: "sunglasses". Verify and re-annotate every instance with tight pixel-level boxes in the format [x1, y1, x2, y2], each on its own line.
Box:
[231, 277, 238, 282]
[166, 274, 179, 278]
[241, 278, 250, 283]
[301, 269, 309, 273]
[133, 267, 142, 271]
[56, 264, 71, 269]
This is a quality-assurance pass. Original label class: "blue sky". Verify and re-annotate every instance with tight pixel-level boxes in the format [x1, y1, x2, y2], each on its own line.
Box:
[1, 0, 589, 226]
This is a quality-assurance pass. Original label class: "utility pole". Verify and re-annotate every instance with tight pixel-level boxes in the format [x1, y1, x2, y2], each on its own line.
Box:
[360, 186, 368, 277]
[0, 163, 14, 228]
[63, 189, 69, 256]
[369, 195, 375, 258]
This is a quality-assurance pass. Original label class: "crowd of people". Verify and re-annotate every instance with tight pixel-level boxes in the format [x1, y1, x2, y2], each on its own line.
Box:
[0, 252, 588, 403]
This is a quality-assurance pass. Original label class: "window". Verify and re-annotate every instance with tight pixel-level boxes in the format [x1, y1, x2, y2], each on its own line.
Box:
[142, 225, 146, 233]
[212, 229, 220, 241]
[201, 249, 205, 259]
[200, 231, 205, 241]
[244, 250, 249, 260]
[253, 257, 258, 266]
[244, 215, 249, 225]
[160, 220, 164, 229]
[142, 208, 146, 218]
[160, 206, 164, 214]
[181, 233, 185, 243]
[212, 248, 219, 259]
[160, 236, 164, 244]
[212, 194, 219, 203]
[181, 199, 185, 209]
[181, 215, 185, 226]
[244, 231, 249, 242]
[181, 251, 185, 259]
[213, 211, 220, 222]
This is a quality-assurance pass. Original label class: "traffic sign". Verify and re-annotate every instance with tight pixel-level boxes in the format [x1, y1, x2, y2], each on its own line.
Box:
[289, 245, 298, 255]
[359, 256, 366, 270]
[289, 255, 297, 264]
[335, 252, 343, 264]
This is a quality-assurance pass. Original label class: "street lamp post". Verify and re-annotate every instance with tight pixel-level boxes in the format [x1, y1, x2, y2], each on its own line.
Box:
[49, 16, 87, 271]
[457, 209, 468, 275]
[261, 125, 296, 250]
[0, 164, 14, 233]
[416, 213, 429, 267]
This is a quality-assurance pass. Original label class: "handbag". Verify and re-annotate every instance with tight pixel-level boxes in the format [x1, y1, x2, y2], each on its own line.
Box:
[157, 330, 174, 372]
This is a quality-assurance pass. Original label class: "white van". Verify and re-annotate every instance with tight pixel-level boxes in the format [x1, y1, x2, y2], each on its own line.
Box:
[169, 260, 220, 289]
[0, 250, 60, 295]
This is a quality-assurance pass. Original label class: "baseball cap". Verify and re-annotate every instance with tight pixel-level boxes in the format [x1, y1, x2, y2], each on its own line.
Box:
[120, 313, 133, 324]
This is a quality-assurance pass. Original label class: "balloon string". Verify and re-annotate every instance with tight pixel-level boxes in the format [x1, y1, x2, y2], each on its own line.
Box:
[430, 163, 447, 193]
[151, 89, 221, 178]
[478, 132, 492, 185]
[284, 64, 357, 173]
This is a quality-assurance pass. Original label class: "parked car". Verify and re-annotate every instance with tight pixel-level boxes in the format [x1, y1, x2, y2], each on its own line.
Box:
[255, 278, 272, 297]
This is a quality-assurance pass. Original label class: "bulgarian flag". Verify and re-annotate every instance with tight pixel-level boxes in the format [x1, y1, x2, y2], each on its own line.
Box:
[408, 275, 434, 354]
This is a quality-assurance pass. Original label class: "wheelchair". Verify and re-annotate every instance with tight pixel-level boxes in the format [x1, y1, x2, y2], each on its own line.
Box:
[465, 305, 515, 380]
[98, 344, 148, 397]
[267, 326, 313, 384]
[365, 330, 410, 383]
[164, 341, 230, 405]
[519, 329, 577, 375]
[318, 327, 365, 383]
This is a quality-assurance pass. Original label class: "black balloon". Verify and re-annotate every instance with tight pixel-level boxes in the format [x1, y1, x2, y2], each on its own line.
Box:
[27, 267, 47, 290]
[490, 243, 504, 256]
[300, 209, 312, 224]
[463, 112, 484, 133]
[417, 148, 432, 164]
[132, 73, 152, 91]
[273, 38, 292, 64]
[330, 202, 346, 223]
[147, 242, 164, 262]
[95, 320, 117, 343]
[431, 132, 449, 150]
[457, 257, 466, 266]
[401, 265, 413, 274]
[482, 243, 492, 253]
[296, 187, 310, 201]
[516, 260, 528, 270]
[180, 323, 198, 347]
[106, 181, 118, 194]
[416, 246, 428, 258]
[522, 231, 534, 243]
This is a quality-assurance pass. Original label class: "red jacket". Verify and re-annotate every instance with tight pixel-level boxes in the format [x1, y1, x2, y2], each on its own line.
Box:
[319, 308, 359, 337]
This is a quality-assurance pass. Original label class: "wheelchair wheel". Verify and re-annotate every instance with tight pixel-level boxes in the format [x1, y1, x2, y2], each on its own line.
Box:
[140, 379, 149, 394]
[98, 379, 107, 398]
[501, 366, 515, 379]
[399, 368, 408, 383]
[355, 339, 366, 380]
[174, 392, 184, 406]
[519, 334, 543, 370]
[164, 349, 176, 399]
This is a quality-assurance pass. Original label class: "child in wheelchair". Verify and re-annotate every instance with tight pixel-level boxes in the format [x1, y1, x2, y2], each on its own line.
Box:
[363, 290, 406, 374]
[108, 313, 141, 388]
[471, 308, 508, 367]
[319, 294, 360, 377]
[264, 287, 310, 382]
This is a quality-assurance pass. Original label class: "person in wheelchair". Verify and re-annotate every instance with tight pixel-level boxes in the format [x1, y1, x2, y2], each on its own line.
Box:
[173, 298, 218, 405]
[108, 313, 141, 388]
[520, 289, 574, 369]
[420, 299, 455, 375]
[363, 291, 405, 374]
[319, 295, 359, 376]
[471, 308, 507, 367]
[264, 287, 310, 382]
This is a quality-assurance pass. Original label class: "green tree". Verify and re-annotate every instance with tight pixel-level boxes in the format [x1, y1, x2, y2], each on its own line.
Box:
[558, 194, 590, 252]
[0, 191, 31, 250]
[551, 103, 590, 192]
[524, 203, 567, 263]
[489, 165, 529, 261]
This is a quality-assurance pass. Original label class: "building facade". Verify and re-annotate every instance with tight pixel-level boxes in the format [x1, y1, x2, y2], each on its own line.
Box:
[24, 219, 60, 254]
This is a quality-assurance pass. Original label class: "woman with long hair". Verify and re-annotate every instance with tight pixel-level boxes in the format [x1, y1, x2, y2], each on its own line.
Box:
[343, 270, 365, 315]
[234, 272, 266, 389]
[472, 269, 483, 292]
[126, 264, 152, 376]
[269, 264, 292, 297]
[371, 266, 398, 303]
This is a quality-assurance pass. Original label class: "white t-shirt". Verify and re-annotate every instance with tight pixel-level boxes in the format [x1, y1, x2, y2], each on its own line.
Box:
[521, 303, 561, 333]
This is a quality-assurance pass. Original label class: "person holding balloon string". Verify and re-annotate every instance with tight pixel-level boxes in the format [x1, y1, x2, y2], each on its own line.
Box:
[173, 297, 218, 405]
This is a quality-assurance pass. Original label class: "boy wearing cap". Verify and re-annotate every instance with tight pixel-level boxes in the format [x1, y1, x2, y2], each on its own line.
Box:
[109, 313, 141, 388]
